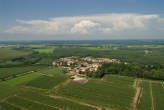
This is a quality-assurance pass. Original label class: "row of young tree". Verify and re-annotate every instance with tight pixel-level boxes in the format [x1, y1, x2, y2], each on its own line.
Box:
[88, 62, 164, 80]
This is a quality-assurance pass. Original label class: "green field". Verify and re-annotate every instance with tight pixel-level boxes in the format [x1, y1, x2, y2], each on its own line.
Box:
[17, 91, 96, 110]
[0, 102, 21, 110]
[55, 75, 135, 110]
[136, 81, 164, 110]
[0, 65, 45, 80]
[1, 73, 41, 87]
[40, 67, 65, 75]
[26, 75, 67, 89]
[0, 73, 41, 99]
[137, 81, 152, 110]
[152, 82, 164, 110]
[0, 48, 31, 59]
[7, 96, 59, 110]
[34, 47, 55, 53]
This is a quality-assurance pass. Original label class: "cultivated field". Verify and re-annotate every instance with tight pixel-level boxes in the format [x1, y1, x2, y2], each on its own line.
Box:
[54, 75, 135, 110]
[40, 67, 65, 75]
[0, 67, 164, 110]
[137, 80, 164, 110]
[26, 75, 67, 89]
[0, 65, 45, 80]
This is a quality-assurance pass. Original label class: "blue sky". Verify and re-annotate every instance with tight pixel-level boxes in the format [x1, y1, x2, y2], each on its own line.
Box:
[0, 0, 164, 40]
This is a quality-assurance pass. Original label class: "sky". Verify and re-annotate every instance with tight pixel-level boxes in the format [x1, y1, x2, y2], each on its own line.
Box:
[0, 0, 164, 41]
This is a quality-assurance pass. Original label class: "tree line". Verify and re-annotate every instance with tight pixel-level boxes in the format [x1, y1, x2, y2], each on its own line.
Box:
[88, 62, 164, 80]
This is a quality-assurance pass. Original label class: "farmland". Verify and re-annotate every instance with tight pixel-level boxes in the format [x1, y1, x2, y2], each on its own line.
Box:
[137, 80, 164, 110]
[0, 67, 164, 110]
[0, 73, 41, 99]
[40, 67, 65, 75]
[26, 75, 67, 89]
[54, 75, 135, 110]
[0, 65, 46, 81]
[1, 41, 164, 110]
[34, 47, 55, 54]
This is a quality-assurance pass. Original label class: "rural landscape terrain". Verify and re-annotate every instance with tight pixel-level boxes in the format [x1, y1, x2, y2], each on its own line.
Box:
[0, 40, 164, 110]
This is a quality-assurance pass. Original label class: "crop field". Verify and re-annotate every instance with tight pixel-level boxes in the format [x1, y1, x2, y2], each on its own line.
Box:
[54, 75, 135, 110]
[0, 84, 19, 100]
[26, 75, 67, 89]
[17, 91, 96, 110]
[1, 72, 164, 110]
[0, 102, 21, 110]
[40, 67, 65, 75]
[151, 82, 164, 110]
[1, 73, 41, 87]
[136, 81, 164, 110]
[136, 81, 152, 110]
[0, 48, 31, 59]
[7, 96, 59, 110]
[0, 73, 41, 99]
[0, 65, 45, 80]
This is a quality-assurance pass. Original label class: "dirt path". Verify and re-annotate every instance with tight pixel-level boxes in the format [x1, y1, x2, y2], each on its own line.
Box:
[49, 79, 71, 92]
[48, 95, 102, 110]
[149, 82, 155, 110]
[131, 79, 141, 110]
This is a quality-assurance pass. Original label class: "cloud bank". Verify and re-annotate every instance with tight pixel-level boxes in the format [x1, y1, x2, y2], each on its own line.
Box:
[4, 13, 164, 38]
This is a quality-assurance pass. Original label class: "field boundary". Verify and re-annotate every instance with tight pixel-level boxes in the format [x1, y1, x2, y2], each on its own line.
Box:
[149, 82, 154, 110]
[131, 79, 141, 110]
[161, 82, 164, 89]
[50, 79, 71, 92]
[136, 80, 143, 106]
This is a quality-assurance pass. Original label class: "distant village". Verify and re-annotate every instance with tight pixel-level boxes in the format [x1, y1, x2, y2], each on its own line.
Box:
[52, 56, 120, 75]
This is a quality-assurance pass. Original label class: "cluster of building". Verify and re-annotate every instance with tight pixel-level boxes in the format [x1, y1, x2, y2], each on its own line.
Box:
[52, 56, 120, 75]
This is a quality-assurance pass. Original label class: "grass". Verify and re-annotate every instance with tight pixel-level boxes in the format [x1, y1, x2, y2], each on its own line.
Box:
[7, 96, 59, 110]
[17, 91, 96, 110]
[137, 81, 152, 110]
[0, 48, 30, 59]
[152, 82, 164, 110]
[55, 75, 135, 110]
[26, 75, 67, 89]
[0, 102, 22, 110]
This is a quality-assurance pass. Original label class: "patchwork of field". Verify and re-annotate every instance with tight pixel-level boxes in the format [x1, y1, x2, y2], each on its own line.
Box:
[54, 75, 135, 110]
[0, 66, 164, 110]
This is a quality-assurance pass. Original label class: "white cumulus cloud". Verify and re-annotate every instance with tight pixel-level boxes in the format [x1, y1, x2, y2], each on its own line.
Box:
[71, 20, 99, 34]
[5, 13, 163, 37]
